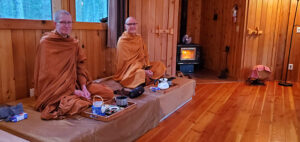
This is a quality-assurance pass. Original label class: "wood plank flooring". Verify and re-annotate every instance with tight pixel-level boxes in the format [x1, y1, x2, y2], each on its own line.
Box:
[137, 81, 300, 142]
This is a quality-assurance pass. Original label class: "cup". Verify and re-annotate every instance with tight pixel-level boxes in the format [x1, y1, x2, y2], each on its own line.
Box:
[115, 96, 128, 107]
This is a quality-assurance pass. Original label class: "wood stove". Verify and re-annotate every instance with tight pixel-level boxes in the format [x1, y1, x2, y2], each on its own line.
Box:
[177, 44, 200, 73]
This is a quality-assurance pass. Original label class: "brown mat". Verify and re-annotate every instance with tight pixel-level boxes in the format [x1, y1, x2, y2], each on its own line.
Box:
[101, 77, 196, 119]
[0, 95, 160, 142]
[0, 77, 195, 142]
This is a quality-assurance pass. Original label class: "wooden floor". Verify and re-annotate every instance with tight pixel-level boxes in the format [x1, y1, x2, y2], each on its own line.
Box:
[137, 81, 300, 142]
[190, 69, 236, 84]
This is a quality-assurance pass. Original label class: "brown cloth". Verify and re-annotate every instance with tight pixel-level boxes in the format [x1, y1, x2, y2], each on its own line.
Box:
[34, 30, 114, 120]
[113, 32, 166, 88]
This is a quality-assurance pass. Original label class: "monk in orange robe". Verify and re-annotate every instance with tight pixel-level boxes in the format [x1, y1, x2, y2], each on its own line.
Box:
[113, 17, 166, 88]
[34, 10, 113, 120]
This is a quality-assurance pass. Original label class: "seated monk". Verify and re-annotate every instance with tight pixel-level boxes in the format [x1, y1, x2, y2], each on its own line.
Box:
[34, 10, 114, 120]
[113, 17, 166, 89]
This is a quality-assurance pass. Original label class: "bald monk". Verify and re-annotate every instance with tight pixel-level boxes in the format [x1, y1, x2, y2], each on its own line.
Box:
[113, 17, 166, 88]
[34, 10, 114, 120]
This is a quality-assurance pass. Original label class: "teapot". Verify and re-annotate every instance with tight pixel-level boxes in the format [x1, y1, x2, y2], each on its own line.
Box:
[92, 95, 105, 116]
[158, 78, 169, 90]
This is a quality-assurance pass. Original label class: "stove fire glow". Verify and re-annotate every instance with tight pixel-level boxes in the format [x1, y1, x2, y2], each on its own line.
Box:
[181, 48, 196, 60]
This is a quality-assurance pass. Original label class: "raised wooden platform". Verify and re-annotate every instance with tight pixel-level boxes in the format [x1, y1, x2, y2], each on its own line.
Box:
[0, 77, 195, 142]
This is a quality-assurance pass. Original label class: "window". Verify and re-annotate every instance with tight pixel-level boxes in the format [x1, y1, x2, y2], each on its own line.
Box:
[0, 0, 52, 20]
[76, 0, 108, 23]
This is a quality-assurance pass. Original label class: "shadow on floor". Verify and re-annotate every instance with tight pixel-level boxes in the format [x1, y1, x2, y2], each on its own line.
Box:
[181, 69, 237, 84]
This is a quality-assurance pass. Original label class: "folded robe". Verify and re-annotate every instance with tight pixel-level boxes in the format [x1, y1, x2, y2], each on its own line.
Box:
[0, 103, 24, 121]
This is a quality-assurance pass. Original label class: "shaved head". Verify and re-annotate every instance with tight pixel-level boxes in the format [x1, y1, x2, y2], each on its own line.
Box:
[125, 17, 136, 24]
[54, 10, 71, 23]
[54, 10, 72, 37]
[125, 17, 138, 34]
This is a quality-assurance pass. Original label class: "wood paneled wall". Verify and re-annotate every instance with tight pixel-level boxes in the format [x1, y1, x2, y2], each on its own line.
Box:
[186, 0, 201, 44]
[128, 0, 180, 76]
[198, 0, 247, 79]
[241, 0, 290, 81]
[0, 30, 16, 103]
[0, 20, 116, 103]
[3, 0, 300, 104]
[188, 0, 295, 81]
[0, 0, 117, 103]
[283, 0, 300, 82]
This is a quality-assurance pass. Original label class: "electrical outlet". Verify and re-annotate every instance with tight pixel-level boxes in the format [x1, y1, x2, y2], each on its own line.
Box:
[288, 64, 293, 70]
[297, 27, 300, 33]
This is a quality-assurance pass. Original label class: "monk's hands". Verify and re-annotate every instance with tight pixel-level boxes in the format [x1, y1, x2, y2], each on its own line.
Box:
[74, 85, 91, 100]
[81, 85, 91, 100]
[145, 70, 153, 78]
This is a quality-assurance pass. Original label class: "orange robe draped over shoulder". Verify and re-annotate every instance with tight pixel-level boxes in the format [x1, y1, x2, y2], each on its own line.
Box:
[113, 32, 166, 88]
[34, 31, 113, 120]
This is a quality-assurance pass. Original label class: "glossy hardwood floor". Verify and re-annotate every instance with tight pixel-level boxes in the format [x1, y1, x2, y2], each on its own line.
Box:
[137, 81, 300, 142]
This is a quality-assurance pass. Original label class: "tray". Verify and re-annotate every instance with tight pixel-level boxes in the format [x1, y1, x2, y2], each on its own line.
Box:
[80, 99, 137, 122]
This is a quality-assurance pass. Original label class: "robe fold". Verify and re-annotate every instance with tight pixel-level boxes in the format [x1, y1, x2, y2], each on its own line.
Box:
[34, 30, 113, 120]
[113, 32, 166, 88]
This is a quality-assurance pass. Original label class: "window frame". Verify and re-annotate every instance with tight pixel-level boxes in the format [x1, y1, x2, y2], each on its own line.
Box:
[0, 0, 107, 30]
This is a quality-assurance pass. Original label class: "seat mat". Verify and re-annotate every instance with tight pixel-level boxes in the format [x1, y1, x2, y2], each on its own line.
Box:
[0, 77, 195, 142]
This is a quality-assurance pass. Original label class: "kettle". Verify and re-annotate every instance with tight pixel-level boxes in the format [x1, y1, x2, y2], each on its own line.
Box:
[158, 78, 169, 90]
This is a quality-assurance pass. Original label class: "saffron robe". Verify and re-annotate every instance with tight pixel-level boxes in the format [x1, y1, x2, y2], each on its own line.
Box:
[113, 32, 166, 88]
[34, 31, 113, 120]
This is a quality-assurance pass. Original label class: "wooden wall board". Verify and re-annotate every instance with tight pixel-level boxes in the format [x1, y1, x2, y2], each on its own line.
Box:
[129, 0, 136, 18]
[171, 0, 180, 75]
[11, 30, 28, 99]
[93, 30, 100, 79]
[105, 47, 117, 77]
[97, 30, 106, 78]
[292, 33, 300, 80]
[267, 0, 281, 80]
[85, 30, 95, 79]
[161, 0, 169, 67]
[23, 30, 37, 89]
[273, 0, 290, 80]
[52, 0, 62, 19]
[136, 0, 142, 35]
[186, 0, 201, 44]
[0, 19, 55, 30]
[61, 0, 70, 12]
[154, 0, 163, 62]
[242, 0, 256, 78]
[147, 0, 156, 62]
[0, 30, 16, 103]
[141, 0, 149, 48]
[282, 0, 300, 82]
[167, 0, 175, 74]
[199, 0, 246, 79]
[241, 0, 291, 80]
[234, 0, 247, 80]
[129, 0, 179, 75]
[69, 0, 76, 22]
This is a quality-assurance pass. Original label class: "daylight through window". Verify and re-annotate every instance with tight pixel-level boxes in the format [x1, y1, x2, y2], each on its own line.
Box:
[0, 0, 52, 20]
[76, 0, 108, 23]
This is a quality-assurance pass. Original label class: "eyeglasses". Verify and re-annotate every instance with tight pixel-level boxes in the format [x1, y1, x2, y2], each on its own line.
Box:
[126, 23, 138, 26]
[58, 21, 72, 25]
